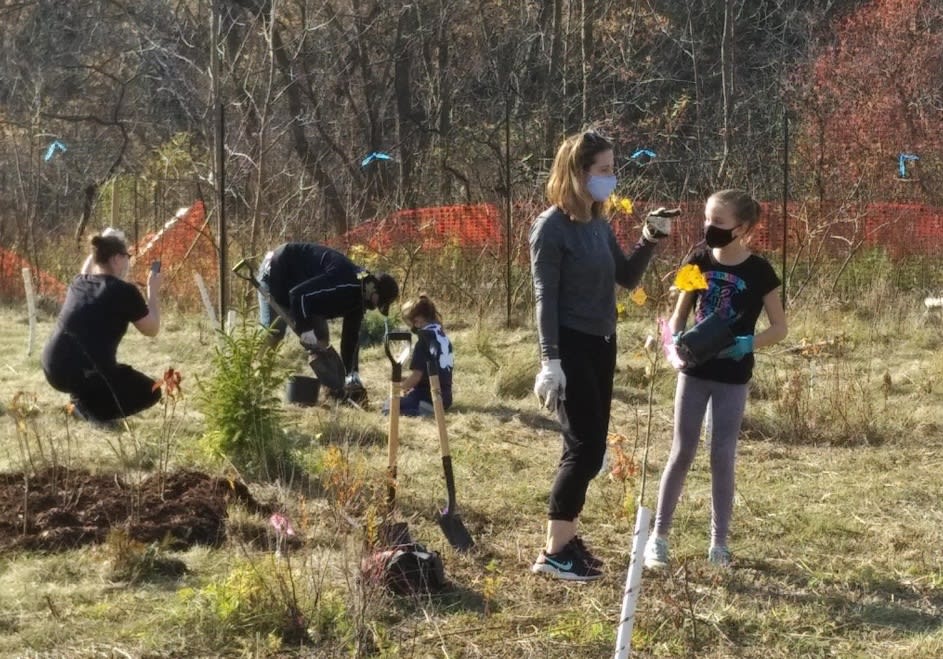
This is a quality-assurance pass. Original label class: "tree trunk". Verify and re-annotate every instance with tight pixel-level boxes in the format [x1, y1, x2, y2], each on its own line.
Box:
[717, 0, 734, 181]
[248, 1, 278, 256]
[436, 17, 452, 199]
[544, 0, 564, 157]
[580, 0, 594, 127]
[394, 6, 417, 207]
[270, 25, 349, 234]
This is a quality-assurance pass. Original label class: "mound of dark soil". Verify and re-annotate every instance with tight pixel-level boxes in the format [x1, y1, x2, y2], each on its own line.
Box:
[0, 468, 264, 552]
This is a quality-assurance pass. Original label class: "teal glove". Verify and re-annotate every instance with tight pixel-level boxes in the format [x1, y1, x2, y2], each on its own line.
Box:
[717, 335, 754, 361]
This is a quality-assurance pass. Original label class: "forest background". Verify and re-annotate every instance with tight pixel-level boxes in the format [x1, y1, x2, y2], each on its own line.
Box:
[0, 0, 941, 311]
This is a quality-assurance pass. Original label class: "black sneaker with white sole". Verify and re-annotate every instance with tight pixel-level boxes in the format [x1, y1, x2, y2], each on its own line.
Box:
[531, 539, 603, 582]
[571, 535, 603, 569]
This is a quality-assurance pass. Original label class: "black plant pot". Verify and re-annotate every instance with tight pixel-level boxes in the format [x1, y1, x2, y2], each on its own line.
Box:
[676, 312, 737, 366]
[286, 374, 320, 406]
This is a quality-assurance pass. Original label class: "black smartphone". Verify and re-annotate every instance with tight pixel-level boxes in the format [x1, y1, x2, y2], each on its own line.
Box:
[150, 260, 161, 274]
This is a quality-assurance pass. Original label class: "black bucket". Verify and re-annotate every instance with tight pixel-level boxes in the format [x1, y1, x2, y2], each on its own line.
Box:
[676, 312, 737, 366]
[286, 375, 320, 406]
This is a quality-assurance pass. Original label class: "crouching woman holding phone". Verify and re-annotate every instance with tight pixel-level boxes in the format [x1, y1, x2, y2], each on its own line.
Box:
[42, 231, 162, 424]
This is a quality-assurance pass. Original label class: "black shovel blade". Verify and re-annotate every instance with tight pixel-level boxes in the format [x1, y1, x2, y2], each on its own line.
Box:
[436, 510, 474, 551]
[308, 346, 346, 392]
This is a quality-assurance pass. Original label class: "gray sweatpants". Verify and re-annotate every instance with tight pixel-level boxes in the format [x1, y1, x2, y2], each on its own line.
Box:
[653, 373, 749, 547]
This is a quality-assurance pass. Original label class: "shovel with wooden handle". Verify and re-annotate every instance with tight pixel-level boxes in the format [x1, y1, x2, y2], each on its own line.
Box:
[424, 330, 475, 551]
[233, 258, 293, 328]
[380, 328, 413, 546]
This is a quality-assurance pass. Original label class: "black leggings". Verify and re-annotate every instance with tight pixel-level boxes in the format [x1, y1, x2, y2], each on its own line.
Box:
[46, 365, 161, 422]
[548, 326, 616, 521]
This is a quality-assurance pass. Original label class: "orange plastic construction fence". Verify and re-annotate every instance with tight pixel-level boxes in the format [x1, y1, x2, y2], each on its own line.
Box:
[615, 201, 943, 260]
[5, 199, 943, 307]
[1, 200, 216, 308]
[0, 248, 68, 302]
[130, 200, 218, 308]
[334, 200, 943, 261]
[336, 203, 504, 253]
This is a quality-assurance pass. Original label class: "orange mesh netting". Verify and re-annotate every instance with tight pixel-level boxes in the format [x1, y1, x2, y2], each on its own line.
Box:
[130, 200, 218, 308]
[610, 201, 943, 260]
[0, 248, 68, 302]
[4, 200, 943, 308]
[336, 203, 503, 253]
[333, 200, 943, 263]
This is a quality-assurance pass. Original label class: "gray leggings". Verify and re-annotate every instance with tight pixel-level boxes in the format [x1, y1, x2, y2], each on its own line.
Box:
[653, 373, 748, 547]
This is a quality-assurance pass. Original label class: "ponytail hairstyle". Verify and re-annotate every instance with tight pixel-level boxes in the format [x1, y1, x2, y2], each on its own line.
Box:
[546, 128, 614, 222]
[401, 294, 442, 327]
[90, 233, 129, 265]
[709, 189, 762, 232]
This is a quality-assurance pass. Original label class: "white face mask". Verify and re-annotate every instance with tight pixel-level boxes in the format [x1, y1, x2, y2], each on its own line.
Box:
[586, 174, 617, 202]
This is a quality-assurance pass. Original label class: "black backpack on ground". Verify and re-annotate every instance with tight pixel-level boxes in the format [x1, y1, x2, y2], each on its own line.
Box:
[361, 542, 447, 596]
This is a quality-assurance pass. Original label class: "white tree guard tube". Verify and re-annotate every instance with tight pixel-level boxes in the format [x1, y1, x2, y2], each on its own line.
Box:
[614, 506, 651, 659]
[193, 272, 218, 327]
[226, 309, 237, 335]
[22, 268, 37, 357]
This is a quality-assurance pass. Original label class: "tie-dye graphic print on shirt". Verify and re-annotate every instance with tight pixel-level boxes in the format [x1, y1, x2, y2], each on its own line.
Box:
[682, 247, 781, 385]
[695, 270, 748, 324]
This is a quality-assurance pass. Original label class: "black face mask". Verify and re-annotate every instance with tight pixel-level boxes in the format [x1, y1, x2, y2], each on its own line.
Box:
[705, 225, 737, 248]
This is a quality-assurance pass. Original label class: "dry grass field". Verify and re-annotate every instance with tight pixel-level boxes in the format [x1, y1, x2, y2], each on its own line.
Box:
[0, 287, 941, 657]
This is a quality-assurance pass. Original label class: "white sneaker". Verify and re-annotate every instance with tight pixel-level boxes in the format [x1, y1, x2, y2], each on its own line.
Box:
[708, 545, 732, 568]
[643, 536, 669, 569]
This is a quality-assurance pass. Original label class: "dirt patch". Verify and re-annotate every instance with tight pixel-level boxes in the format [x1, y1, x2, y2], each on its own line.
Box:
[0, 469, 265, 553]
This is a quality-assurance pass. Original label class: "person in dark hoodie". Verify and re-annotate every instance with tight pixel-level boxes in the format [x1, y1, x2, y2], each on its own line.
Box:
[257, 242, 398, 397]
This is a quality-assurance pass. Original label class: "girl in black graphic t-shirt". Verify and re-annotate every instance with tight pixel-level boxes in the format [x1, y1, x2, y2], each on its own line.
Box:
[645, 190, 787, 570]
[42, 232, 162, 424]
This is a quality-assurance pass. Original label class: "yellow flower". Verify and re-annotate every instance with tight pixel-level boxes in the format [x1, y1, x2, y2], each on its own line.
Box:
[629, 287, 647, 306]
[616, 302, 627, 320]
[674, 264, 708, 292]
[609, 196, 634, 215]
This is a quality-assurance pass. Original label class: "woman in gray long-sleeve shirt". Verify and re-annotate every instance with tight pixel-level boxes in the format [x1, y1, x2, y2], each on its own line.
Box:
[529, 129, 671, 582]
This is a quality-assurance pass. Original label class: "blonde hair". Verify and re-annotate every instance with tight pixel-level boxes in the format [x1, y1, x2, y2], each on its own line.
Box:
[709, 189, 762, 238]
[402, 294, 442, 326]
[546, 129, 614, 222]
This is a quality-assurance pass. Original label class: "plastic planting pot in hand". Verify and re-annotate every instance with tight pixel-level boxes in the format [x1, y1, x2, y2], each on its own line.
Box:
[676, 312, 736, 366]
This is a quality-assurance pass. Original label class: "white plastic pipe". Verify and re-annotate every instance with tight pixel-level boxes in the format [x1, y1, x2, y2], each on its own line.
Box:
[193, 272, 218, 327]
[22, 268, 37, 356]
[226, 309, 237, 335]
[703, 407, 713, 447]
[614, 505, 651, 659]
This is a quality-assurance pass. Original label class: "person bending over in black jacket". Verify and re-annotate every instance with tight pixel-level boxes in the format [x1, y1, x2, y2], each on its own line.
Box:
[257, 242, 398, 397]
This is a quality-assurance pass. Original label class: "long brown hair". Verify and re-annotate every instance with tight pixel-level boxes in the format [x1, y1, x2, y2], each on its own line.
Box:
[546, 129, 614, 222]
[402, 294, 442, 326]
